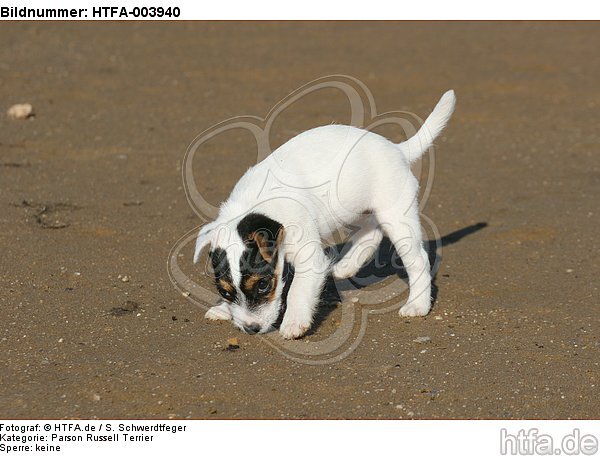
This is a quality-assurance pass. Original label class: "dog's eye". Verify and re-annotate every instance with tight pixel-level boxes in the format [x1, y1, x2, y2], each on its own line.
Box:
[256, 278, 272, 294]
[218, 288, 234, 301]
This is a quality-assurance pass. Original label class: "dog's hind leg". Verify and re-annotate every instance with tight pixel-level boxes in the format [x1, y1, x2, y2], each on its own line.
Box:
[332, 215, 383, 280]
[376, 199, 432, 317]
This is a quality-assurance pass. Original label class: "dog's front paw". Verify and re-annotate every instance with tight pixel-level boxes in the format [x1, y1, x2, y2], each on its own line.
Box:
[279, 317, 311, 339]
[398, 295, 431, 317]
[399, 298, 431, 317]
[204, 302, 232, 321]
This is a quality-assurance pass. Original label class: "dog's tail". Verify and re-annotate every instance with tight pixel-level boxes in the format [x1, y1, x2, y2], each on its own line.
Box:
[398, 90, 456, 163]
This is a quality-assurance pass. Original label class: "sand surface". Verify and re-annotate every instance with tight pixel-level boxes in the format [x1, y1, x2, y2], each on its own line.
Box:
[1, 22, 599, 418]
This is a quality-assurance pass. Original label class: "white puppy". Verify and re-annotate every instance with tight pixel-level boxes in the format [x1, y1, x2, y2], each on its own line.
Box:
[194, 90, 456, 339]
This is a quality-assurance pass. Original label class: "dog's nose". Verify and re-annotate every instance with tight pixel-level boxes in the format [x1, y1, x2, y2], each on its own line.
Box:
[243, 323, 261, 335]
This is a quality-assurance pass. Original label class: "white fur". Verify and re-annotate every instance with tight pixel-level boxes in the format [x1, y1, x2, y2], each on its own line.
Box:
[204, 301, 232, 320]
[195, 90, 456, 339]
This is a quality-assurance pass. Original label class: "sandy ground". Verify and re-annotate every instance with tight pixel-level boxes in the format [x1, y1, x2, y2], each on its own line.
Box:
[1, 22, 599, 419]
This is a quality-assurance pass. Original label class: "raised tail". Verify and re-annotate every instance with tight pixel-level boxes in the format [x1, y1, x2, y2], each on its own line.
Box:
[398, 90, 456, 162]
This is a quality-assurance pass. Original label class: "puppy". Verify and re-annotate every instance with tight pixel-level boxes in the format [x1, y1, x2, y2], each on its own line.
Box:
[194, 90, 456, 339]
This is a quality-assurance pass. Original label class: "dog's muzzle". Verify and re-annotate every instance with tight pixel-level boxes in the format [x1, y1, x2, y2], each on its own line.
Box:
[242, 323, 261, 335]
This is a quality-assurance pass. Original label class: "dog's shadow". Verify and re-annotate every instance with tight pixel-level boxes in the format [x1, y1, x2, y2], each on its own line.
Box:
[279, 222, 488, 333]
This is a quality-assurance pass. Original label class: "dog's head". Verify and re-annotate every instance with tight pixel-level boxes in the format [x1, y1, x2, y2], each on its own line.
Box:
[194, 212, 286, 334]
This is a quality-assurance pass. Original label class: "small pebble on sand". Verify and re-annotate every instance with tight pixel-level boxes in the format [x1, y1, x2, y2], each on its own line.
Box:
[227, 337, 240, 350]
[413, 336, 431, 344]
[7, 103, 34, 120]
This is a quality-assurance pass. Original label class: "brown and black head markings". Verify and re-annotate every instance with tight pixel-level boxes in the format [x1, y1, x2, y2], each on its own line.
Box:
[209, 247, 237, 302]
[236, 212, 285, 307]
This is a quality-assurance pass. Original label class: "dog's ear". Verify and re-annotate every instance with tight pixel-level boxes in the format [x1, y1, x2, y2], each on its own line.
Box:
[237, 213, 285, 264]
[193, 221, 218, 264]
[250, 224, 285, 263]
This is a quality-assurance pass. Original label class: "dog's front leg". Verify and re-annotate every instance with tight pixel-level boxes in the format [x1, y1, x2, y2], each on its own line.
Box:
[279, 241, 330, 339]
[279, 270, 326, 339]
[204, 300, 232, 321]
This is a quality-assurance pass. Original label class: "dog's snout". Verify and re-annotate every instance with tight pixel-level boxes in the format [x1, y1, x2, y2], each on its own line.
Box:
[243, 323, 261, 335]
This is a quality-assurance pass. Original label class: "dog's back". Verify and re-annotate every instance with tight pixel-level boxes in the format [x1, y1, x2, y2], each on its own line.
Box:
[226, 90, 456, 230]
